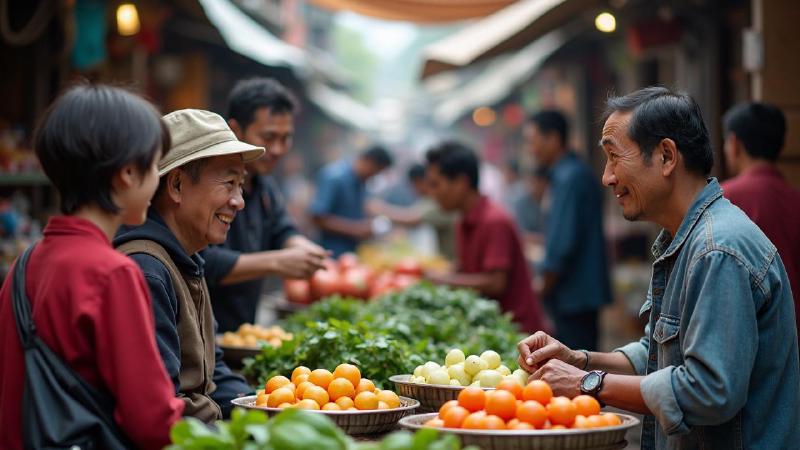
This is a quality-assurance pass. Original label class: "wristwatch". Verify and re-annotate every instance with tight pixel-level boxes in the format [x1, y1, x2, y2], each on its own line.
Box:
[580, 370, 607, 403]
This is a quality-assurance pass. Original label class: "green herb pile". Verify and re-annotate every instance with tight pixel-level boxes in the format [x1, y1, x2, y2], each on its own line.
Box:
[168, 408, 476, 450]
[244, 283, 526, 387]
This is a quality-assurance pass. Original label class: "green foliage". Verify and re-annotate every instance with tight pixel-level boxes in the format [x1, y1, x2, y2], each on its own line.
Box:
[245, 284, 525, 386]
[167, 408, 477, 450]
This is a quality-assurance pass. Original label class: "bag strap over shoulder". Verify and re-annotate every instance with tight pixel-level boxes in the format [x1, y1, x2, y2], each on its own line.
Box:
[12, 244, 38, 349]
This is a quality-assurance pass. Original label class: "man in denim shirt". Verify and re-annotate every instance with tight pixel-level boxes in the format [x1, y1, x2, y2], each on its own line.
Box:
[517, 87, 799, 449]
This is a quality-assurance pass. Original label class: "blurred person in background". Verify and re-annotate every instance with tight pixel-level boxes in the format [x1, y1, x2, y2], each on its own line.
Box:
[501, 159, 528, 217]
[201, 78, 328, 332]
[424, 140, 548, 333]
[279, 153, 315, 237]
[524, 110, 611, 351]
[309, 145, 393, 257]
[0, 84, 184, 449]
[368, 163, 457, 260]
[721, 102, 800, 344]
[515, 167, 550, 239]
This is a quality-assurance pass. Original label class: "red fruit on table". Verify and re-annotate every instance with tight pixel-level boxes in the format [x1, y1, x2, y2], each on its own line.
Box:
[392, 274, 419, 290]
[393, 258, 423, 276]
[284, 279, 311, 304]
[340, 267, 370, 299]
[338, 252, 359, 271]
[310, 266, 341, 300]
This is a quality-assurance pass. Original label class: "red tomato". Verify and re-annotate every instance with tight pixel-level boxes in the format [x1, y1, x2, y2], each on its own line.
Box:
[368, 272, 396, 299]
[394, 258, 423, 276]
[284, 279, 311, 304]
[338, 253, 359, 271]
[340, 267, 370, 299]
[310, 267, 341, 300]
[392, 274, 419, 290]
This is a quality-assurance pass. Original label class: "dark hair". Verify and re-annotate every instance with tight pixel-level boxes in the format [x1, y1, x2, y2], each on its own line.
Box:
[604, 86, 713, 175]
[34, 83, 169, 215]
[154, 157, 208, 199]
[527, 110, 568, 145]
[361, 145, 393, 167]
[227, 78, 298, 130]
[425, 140, 480, 190]
[723, 102, 785, 161]
[408, 163, 426, 181]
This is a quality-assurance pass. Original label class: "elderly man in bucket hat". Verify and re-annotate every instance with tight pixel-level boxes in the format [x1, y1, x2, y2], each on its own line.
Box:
[115, 109, 264, 422]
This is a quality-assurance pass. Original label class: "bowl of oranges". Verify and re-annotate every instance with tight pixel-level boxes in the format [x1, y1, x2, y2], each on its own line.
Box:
[398, 381, 639, 450]
[231, 363, 420, 435]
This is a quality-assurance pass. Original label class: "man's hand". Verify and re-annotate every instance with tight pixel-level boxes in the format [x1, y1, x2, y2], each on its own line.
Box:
[272, 246, 327, 279]
[529, 359, 586, 398]
[517, 331, 583, 372]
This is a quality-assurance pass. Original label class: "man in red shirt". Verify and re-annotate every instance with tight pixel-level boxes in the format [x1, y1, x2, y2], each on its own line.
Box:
[721, 102, 800, 339]
[424, 141, 548, 333]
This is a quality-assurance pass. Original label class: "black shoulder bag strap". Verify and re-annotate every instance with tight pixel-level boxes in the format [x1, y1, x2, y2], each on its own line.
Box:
[12, 244, 133, 450]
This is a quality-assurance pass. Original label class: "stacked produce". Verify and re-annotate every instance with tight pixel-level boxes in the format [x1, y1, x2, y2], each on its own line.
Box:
[218, 323, 293, 348]
[255, 363, 403, 411]
[168, 408, 477, 450]
[409, 349, 530, 388]
[244, 284, 526, 387]
[424, 382, 622, 430]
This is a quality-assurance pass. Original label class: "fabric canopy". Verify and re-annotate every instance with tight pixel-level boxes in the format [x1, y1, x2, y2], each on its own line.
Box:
[308, 0, 516, 23]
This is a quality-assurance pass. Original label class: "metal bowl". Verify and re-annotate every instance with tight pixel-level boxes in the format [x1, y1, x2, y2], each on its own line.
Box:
[231, 395, 420, 435]
[389, 374, 495, 413]
[398, 412, 640, 450]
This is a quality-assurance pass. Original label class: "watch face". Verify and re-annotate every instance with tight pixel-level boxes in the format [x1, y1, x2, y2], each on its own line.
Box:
[583, 372, 601, 391]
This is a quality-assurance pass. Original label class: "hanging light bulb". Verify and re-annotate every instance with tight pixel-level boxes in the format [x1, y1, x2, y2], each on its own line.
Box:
[595, 12, 616, 33]
[117, 3, 141, 36]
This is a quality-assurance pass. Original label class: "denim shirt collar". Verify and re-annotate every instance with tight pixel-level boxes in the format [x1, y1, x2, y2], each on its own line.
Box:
[651, 178, 723, 261]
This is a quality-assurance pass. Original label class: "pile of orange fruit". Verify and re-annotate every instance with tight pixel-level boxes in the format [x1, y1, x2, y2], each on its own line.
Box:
[255, 363, 402, 411]
[424, 379, 622, 430]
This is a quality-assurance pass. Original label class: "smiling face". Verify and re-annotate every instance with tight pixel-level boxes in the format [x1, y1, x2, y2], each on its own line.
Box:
[234, 108, 294, 176]
[600, 111, 667, 222]
[172, 154, 246, 251]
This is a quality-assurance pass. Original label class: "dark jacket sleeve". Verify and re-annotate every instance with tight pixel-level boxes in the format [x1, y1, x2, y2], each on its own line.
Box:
[210, 322, 254, 418]
[128, 254, 182, 393]
[201, 246, 241, 287]
[263, 177, 299, 250]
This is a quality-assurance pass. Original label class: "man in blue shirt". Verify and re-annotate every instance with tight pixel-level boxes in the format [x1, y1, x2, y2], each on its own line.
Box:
[523, 110, 611, 350]
[309, 146, 393, 256]
[518, 87, 800, 449]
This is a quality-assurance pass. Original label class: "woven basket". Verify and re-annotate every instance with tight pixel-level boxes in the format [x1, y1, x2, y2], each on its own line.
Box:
[389, 374, 495, 413]
[231, 395, 420, 435]
[399, 412, 639, 450]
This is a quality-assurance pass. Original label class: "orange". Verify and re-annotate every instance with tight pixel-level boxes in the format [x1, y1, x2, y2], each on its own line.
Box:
[483, 415, 506, 430]
[586, 414, 607, 428]
[333, 363, 361, 388]
[282, 383, 296, 397]
[277, 402, 293, 408]
[291, 366, 311, 384]
[377, 401, 390, 410]
[295, 381, 314, 399]
[522, 380, 553, 405]
[550, 424, 567, 430]
[327, 378, 355, 401]
[442, 405, 470, 429]
[509, 421, 534, 430]
[572, 415, 590, 429]
[303, 385, 330, 407]
[424, 418, 445, 427]
[603, 413, 622, 426]
[496, 379, 523, 400]
[267, 387, 295, 407]
[457, 387, 487, 412]
[347, 407, 358, 411]
[485, 390, 517, 421]
[546, 396, 577, 427]
[572, 395, 601, 417]
[461, 411, 487, 429]
[376, 390, 401, 409]
[295, 399, 321, 410]
[308, 369, 334, 389]
[335, 396, 355, 409]
[355, 378, 376, 394]
[354, 391, 379, 410]
[506, 418, 521, 428]
[516, 400, 547, 429]
[265, 375, 291, 394]
[322, 402, 342, 411]
[438, 400, 460, 418]
[255, 392, 269, 406]
[294, 373, 309, 385]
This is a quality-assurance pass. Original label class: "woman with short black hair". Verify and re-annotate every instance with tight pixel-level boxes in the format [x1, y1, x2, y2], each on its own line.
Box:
[0, 83, 184, 449]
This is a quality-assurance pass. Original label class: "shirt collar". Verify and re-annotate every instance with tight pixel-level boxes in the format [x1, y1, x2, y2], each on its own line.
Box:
[462, 195, 490, 227]
[43, 215, 110, 245]
[652, 177, 723, 260]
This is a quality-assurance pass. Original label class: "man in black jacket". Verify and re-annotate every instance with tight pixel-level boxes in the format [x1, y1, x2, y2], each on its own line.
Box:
[115, 109, 264, 421]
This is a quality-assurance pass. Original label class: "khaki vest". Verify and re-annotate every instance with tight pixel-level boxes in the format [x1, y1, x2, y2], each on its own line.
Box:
[117, 240, 221, 422]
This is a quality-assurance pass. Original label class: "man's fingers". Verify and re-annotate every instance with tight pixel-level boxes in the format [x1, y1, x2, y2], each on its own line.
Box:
[527, 342, 561, 367]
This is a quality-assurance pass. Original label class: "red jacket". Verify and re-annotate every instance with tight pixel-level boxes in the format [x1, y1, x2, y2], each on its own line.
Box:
[0, 216, 184, 449]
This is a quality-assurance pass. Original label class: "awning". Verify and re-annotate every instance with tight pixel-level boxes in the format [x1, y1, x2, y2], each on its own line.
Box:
[308, 0, 515, 23]
[197, 0, 309, 77]
[428, 28, 567, 126]
[420, 0, 598, 78]
[307, 82, 378, 132]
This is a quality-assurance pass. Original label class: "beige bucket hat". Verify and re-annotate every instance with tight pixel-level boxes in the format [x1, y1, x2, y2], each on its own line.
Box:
[159, 109, 265, 176]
